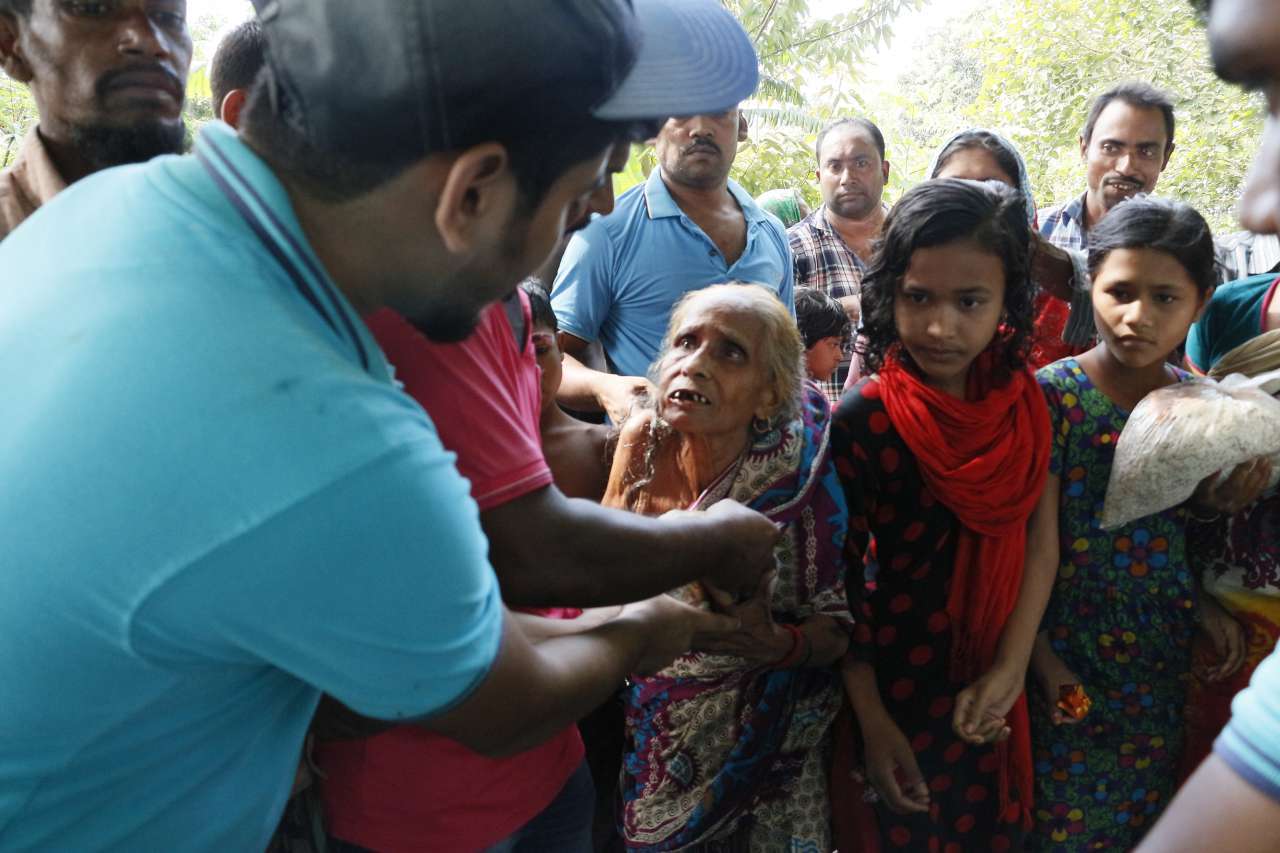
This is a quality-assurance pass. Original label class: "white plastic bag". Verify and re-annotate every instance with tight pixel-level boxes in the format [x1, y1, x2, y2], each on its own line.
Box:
[1101, 368, 1280, 530]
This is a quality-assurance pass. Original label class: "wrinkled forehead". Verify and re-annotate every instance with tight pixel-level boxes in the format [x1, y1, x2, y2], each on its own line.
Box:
[673, 291, 765, 336]
[1208, 0, 1280, 92]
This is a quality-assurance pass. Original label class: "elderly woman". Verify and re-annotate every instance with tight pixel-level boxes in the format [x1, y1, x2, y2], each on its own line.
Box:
[603, 283, 851, 851]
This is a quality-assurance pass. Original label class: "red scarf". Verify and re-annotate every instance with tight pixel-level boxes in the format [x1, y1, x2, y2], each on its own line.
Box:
[879, 346, 1050, 822]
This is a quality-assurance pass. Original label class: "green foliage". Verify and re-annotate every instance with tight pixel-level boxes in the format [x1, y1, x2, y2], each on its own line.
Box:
[0, 75, 36, 168]
[873, 0, 1263, 233]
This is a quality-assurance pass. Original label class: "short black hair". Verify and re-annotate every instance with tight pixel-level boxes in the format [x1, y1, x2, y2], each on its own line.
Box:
[1087, 196, 1217, 295]
[931, 130, 1023, 185]
[0, 0, 32, 16]
[1082, 81, 1176, 151]
[210, 20, 265, 112]
[814, 117, 886, 165]
[520, 279, 558, 331]
[241, 76, 624, 205]
[794, 287, 850, 350]
[859, 179, 1035, 375]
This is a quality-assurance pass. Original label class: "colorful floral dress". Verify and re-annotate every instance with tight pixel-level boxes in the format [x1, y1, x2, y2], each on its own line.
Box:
[1030, 358, 1198, 852]
[829, 376, 1028, 852]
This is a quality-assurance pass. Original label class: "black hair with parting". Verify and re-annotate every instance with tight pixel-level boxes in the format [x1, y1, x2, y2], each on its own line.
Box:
[931, 130, 1024, 185]
[858, 178, 1035, 376]
[1086, 196, 1217, 296]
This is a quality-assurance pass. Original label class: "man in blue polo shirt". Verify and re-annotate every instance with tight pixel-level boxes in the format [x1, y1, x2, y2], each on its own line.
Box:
[551, 107, 794, 421]
[0, 1, 775, 850]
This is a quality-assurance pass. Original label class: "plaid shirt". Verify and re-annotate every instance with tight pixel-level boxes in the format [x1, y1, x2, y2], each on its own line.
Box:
[788, 205, 870, 403]
[1038, 193, 1089, 251]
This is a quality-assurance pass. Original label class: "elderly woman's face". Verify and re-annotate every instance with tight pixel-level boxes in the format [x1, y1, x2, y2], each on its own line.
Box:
[656, 297, 775, 440]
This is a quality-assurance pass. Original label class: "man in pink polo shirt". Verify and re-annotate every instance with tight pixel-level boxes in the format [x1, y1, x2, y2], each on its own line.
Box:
[310, 2, 771, 850]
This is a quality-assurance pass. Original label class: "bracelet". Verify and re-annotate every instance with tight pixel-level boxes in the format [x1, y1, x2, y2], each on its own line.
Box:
[1187, 504, 1222, 523]
[773, 624, 807, 670]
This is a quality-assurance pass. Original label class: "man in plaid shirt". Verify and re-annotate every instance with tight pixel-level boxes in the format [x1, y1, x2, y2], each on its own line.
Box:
[789, 117, 890, 402]
[1039, 82, 1176, 251]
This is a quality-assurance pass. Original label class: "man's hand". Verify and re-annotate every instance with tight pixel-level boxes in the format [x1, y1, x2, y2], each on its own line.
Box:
[696, 571, 794, 665]
[1198, 595, 1247, 682]
[618, 594, 740, 675]
[597, 373, 655, 424]
[1193, 456, 1274, 516]
[695, 500, 782, 599]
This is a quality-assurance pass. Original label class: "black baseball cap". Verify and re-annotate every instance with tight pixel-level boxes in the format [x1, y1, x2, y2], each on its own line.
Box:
[250, 0, 759, 160]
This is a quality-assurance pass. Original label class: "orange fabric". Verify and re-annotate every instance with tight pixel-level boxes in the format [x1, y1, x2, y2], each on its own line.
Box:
[877, 346, 1051, 820]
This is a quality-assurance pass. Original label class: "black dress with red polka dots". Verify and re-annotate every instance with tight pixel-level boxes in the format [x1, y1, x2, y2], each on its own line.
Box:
[832, 376, 1027, 852]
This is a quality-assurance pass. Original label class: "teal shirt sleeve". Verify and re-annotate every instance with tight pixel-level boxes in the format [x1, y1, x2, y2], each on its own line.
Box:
[1216, 648, 1280, 801]
[131, 439, 504, 721]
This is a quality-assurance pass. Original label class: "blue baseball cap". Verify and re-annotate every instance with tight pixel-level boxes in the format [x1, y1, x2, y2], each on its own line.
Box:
[595, 0, 760, 122]
[251, 0, 759, 160]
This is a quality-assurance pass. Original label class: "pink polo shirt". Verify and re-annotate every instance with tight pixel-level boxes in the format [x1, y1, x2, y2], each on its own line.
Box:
[318, 295, 584, 853]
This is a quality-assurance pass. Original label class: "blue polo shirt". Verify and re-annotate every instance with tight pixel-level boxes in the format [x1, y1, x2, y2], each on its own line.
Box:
[0, 124, 503, 851]
[551, 167, 794, 378]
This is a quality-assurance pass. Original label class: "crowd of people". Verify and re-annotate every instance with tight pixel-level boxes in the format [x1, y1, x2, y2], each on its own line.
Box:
[1, 0, 1279, 851]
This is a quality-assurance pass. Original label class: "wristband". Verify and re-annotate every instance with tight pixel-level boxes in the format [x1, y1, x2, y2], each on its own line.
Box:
[773, 623, 806, 670]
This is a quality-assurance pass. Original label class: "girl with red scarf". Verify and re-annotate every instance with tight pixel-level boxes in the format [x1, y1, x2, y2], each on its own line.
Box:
[829, 179, 1057, 851]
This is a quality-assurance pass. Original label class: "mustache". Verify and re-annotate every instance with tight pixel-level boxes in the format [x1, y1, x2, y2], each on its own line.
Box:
[681, 140, 721, 157]
[95, 63, 183, 99]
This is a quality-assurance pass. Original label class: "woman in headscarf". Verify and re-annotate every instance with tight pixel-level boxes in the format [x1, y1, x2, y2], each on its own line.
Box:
[929, 129, 1093, 368]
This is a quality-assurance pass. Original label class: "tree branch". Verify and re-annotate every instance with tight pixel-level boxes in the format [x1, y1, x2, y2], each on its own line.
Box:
[753, 0, 781, 45]
[760, 7, 886, 60]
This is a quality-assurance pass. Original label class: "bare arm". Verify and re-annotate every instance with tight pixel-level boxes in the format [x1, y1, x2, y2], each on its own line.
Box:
[421, 604, 697, 756]
[1136, 755, 1280, 853]
[511, 607, 621, 641]
[320, 597, 737, 757]
[953, 473, 1060, 742]
[481, 484, 779, 608]
[556, 332, 653, 422]
[841, 658, 930, 814]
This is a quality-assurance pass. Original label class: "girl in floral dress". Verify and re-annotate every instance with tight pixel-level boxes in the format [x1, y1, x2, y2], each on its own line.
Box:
[1029, 197, 1265, 851]
[831, 179, 1060, 851]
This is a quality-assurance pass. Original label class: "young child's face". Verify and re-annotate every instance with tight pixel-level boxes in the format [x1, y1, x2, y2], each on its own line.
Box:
[1090, 247, 1209, 370]
[531, 324, 563, 409]
[805, 335, 845, 383]
[894, 240, 1006, 397]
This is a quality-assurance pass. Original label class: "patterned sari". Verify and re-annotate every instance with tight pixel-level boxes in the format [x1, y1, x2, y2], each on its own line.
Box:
[607, 384, 851, 852]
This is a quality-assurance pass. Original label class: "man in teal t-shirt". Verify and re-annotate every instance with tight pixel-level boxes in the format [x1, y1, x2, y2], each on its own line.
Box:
[0, 1, 773, 849]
